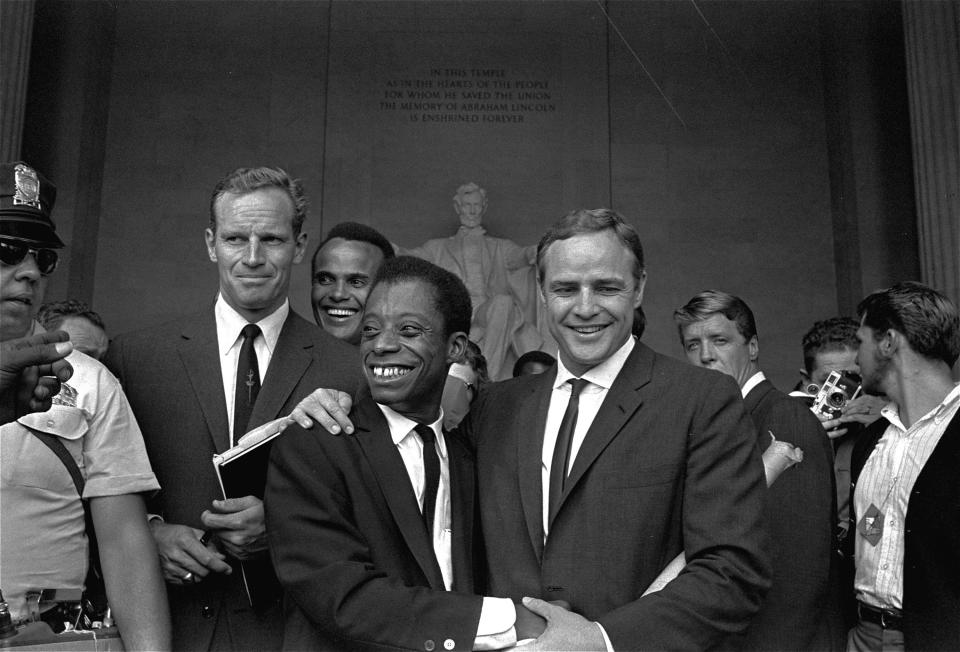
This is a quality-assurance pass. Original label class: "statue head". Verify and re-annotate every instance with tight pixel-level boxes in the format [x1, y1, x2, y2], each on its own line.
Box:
[453, 182, 487, 229]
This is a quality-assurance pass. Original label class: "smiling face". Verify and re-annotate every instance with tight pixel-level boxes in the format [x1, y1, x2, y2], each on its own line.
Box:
[539, 230, 644, 376]
[0, 245, 48, 341]
[361, 279, 467, 423]
[312, 238, 385, 344]
[680, 313, 759, 389]
[206, 187, 307, 322]
[455, 191, 486, 229]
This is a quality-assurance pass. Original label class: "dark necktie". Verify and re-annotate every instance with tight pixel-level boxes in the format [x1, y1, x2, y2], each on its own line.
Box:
[233, 323, 261, 441]
[415, 423, 441, 536]
[548, 378, 590, 526]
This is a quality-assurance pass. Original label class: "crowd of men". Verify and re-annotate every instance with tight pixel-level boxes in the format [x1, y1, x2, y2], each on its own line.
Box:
[1, 160, 957, 652]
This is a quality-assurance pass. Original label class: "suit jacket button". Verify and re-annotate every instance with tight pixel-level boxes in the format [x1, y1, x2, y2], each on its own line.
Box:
[201, 605, 213, 619]
[424, 640, 435, 651]
[444, 639, 455, 650]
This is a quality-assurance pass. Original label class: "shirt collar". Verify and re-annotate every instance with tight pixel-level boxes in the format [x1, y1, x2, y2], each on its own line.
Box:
[554, 336, 636, 391]
[741, 371, 766, 398]
[881, 382, 960, 431]
[214, 293, 289, 356]
[376, 403, 447, 458]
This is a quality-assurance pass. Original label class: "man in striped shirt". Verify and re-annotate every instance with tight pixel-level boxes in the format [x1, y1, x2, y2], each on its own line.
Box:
[845, 281, 960, 652]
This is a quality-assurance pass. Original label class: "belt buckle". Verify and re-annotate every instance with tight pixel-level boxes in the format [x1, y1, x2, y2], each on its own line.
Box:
[880, 609, 899, 629]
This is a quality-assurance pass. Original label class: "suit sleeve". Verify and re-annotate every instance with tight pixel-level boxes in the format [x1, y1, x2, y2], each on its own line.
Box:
[598, 373, 772, 650]
[265, 426, 483, 651]
[758, 398, 838, 645]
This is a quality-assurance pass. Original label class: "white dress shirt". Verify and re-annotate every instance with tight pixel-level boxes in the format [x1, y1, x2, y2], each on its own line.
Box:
[854, 382, 960, 610]
[214, 294, 288, 444]
[741, 371, 766, 398]
[540, 338, 635, 652]
[541, 336, 635, 538]
[375, 404, 516, 650]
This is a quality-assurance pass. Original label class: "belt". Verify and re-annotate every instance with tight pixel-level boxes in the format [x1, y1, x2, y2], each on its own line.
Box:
[858, 601, 903, 630]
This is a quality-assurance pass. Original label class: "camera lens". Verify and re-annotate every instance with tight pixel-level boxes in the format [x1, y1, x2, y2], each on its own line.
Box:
[828, 392, 846, 408]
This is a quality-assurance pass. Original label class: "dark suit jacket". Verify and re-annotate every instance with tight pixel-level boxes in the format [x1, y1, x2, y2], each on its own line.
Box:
[469, 342, 771, 651]
[105, 308, 358, 651]
[265, 396, 484, 652]
[734, 379, 844, 651]
[847, 410, 960, 651]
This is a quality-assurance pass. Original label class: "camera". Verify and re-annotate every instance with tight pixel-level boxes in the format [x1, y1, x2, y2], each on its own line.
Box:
[812, 370, 862, 419]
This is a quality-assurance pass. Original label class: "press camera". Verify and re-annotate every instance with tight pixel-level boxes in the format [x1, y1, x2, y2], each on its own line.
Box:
[812, 370, 862, 419]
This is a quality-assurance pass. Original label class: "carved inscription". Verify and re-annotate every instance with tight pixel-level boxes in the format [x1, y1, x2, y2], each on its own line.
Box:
[378, 68, 556, 124]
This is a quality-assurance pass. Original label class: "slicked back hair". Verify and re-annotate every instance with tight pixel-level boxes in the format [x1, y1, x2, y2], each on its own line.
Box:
[673, 290, 758, 343]
[371, 256, 472, 339]
[857, 281, 960, 367]
[312, 221, 395, 278]
[536, 208, 645, 285]
[209, 166, 307, 236]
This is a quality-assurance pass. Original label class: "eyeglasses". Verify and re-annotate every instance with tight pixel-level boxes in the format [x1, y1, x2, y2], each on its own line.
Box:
[0, 239, 59, 275]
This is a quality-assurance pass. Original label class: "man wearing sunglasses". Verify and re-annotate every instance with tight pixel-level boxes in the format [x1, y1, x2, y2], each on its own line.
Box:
[0, 161, 170, 649]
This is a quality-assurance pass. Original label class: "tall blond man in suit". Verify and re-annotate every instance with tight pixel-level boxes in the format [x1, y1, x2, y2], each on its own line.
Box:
[106, 166, 357, 651]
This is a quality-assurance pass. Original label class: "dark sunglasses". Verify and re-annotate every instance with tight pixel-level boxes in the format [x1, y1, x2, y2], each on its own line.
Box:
[0, 239, 59, 275]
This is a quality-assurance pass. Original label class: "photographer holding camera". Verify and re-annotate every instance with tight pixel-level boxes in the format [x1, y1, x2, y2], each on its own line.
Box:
[675, 290, 844, 651]
[0, 162, 170, 650]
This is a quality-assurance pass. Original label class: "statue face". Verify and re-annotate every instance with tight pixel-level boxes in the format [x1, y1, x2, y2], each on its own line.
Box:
[455, 191, 486, 228]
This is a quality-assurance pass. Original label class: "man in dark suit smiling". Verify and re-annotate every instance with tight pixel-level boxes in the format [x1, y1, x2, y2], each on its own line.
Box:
[266, 256, 542, 651]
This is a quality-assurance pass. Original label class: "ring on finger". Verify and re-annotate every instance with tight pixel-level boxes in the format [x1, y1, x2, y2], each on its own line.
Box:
[183, 571, 194, 582]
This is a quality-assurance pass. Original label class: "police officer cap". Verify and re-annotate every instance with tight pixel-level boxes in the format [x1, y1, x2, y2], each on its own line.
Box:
[0, 161, 63, 248]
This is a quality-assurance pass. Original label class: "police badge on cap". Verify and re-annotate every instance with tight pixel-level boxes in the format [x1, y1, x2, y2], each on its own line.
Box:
[0, 161, 63, 247]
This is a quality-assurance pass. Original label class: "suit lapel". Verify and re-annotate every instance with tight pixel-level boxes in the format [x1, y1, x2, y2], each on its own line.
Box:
[518, 373, 553, 561]
[447, 432, 475, 592]
[352, 399, 445, 589]
[561, 343, 652, 510]
[178, 311, 231, 454]
[247, 312, 312, 431]
[743, 379, 773, 415]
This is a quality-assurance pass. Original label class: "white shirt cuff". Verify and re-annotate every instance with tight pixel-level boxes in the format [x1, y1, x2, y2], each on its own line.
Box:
[474, 597, 517, 650]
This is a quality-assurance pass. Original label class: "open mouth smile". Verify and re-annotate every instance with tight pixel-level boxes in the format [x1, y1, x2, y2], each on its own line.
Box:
[324, 307, 359, 320]
[370, 365, 414, 379]
[570, 324, 607, 335]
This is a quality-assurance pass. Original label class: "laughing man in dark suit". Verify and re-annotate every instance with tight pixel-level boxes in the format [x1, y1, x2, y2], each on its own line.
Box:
[266, 256, 543, 651]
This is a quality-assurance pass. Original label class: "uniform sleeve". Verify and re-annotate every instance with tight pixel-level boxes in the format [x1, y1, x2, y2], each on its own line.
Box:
[76, 354, 159, 498]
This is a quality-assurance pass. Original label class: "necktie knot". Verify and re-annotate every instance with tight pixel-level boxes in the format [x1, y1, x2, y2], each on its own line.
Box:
[414, 423, 436, 445]
[568, 377, 589, 397]
[241, 323, 261, 341]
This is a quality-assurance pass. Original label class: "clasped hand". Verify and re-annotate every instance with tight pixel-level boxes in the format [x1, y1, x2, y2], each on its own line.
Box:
[201, 495, 268, 559]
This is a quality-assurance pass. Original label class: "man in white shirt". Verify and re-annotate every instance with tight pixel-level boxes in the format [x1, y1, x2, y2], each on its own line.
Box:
[845, 281, 960, 651]
[675, 290, 843, 650]
[105, 166, 358, 650]
[265, 256, 544, 651]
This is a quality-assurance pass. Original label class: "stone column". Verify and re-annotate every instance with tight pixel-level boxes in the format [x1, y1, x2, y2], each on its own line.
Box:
[0, 0, 35, 161]
[902, 0, 960, 308]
